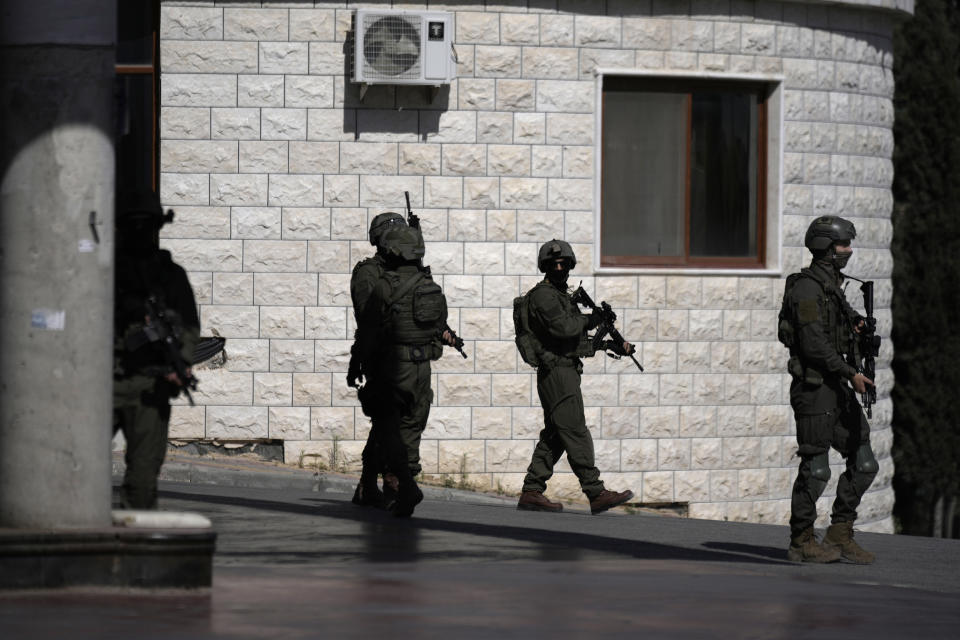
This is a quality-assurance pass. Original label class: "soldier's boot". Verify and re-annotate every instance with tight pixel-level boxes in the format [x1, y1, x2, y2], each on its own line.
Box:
[787, 527, 842, 563]
[352, 481, 385, 508]
[382, 472, 400, 510]
[822, 521, 875, 564]
[517, 490, 563, 513]
[590, 489, 634, 515]
[392, 481, 423, 518]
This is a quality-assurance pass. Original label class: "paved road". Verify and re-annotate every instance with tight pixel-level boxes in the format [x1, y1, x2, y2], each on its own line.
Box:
[3, 480, 960, 639]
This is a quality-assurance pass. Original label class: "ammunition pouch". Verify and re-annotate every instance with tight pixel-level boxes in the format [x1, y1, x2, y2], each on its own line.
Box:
[795, 411, 834, 456]
[788, 356, 824, 387]
[576, 335, 598, 358]
[803, 367, 824, 387]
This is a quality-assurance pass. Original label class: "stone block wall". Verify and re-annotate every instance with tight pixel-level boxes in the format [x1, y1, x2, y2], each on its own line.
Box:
[158, 0, 905, 531]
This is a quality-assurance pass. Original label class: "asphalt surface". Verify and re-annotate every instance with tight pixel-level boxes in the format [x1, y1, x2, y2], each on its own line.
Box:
[2, 455, 959, 639]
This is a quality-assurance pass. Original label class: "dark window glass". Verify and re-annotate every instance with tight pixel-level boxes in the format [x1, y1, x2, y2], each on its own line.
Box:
[115, 75, 154, 193]
[601, 77, 766, 268]
[689, 91, 758, 258]
[115, 2, 157, 192]
[602, 90, 686, 258]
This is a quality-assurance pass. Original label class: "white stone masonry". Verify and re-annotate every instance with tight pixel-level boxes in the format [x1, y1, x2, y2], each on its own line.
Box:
[159, 0, 903, 532]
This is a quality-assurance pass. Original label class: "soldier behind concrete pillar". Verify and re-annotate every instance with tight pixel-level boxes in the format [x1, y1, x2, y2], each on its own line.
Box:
[113, 191, 199, 509]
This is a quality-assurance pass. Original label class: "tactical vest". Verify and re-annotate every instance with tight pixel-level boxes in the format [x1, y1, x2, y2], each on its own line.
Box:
[114, 251, 192, 376]
[384, 269, 447, 348]
[778, 268, 856, 383]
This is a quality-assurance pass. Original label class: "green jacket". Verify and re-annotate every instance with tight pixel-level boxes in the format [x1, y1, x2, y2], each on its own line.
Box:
[528, 279, 590, 361]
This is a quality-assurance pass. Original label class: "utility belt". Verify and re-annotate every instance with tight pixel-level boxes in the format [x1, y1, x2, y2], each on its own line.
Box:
[392, 343, 441, 362]
[788, 356, 848, 387]
[537, 352, 582, 372]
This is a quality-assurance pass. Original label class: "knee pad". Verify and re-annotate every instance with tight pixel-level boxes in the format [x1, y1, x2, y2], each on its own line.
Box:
[810, 452, 831, 482]
[855, 443, 879, 475]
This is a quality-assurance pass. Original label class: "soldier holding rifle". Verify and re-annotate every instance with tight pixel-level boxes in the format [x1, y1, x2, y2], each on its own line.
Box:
[513, 239, 638, 515]
[113, 191, 199, 510]
[778, 215, 879, 564]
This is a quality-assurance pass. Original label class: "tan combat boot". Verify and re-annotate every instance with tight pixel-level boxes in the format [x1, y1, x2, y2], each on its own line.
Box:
[823, 521, 875, 564]
[787, 527, 842, 563]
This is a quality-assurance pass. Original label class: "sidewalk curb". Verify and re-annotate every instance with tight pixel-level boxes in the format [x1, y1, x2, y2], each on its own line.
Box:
[112, 453, 518, 508]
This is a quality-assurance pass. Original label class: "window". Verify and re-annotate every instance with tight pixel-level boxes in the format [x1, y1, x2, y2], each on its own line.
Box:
[116, 2, 159, 193]
[600, 75, 773, 269]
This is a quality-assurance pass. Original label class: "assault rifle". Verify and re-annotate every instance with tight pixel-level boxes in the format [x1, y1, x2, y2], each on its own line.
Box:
[404, 190, 420, 232]
[141, 295, 199, 406]
[570, 284, 643, 372]
[404, 191, 468, 360]
[842, 274, 881, 418]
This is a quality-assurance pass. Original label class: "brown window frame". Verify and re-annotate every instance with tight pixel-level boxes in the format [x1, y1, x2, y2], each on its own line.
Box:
[115, 1, 160, 192]
[600, 76, 770, 269]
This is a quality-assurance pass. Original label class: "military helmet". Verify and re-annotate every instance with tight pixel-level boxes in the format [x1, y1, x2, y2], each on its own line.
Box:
[380, 225, 425, 262]
[116, 190, 174, 228]
[368, 211, 406, 246]
[804, 215, 856, 253]
[537, 239, 577, 272]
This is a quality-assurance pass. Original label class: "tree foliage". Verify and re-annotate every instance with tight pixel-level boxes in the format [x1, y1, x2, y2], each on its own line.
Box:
[891, 0, 960, 536]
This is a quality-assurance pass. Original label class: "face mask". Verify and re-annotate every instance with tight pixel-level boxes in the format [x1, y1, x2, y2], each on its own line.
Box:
[547, 269, 569, 287]
[832, 249, 852, 270]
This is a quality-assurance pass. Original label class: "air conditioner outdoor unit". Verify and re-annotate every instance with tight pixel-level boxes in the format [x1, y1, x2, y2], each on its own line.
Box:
[353, 9, 456, 89]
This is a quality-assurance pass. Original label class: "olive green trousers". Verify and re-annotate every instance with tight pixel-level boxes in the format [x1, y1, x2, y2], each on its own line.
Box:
[113, 375, 172, 509]
[522, 364, 604, 499]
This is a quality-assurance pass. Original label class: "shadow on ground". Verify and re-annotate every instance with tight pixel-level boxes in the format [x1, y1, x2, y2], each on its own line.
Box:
[160, 489, 792, 567]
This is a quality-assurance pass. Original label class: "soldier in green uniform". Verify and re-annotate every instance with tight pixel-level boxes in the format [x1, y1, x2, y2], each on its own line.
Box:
[348, 225, 456, 516]
[779, 216, 878, 563]
[349, 211, 407, 507]
[113, 191, 199, 509]
[516, 240, 635, 515]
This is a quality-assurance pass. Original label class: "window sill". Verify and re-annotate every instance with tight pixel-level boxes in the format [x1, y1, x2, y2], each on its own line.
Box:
[592, 265, 783, 277]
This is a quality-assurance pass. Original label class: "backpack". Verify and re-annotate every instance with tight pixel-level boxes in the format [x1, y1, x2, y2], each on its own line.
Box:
[385, 270, 448, 347]
[778, 269, 844, 350]
[513, 288, 545, 369]
[777, 272, 805, 349]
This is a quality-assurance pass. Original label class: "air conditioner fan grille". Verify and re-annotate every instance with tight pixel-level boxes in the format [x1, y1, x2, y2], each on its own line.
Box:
[362, 15, 421, 79]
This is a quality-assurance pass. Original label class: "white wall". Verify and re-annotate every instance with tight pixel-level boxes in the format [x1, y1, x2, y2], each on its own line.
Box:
[158, 0, 904, 531]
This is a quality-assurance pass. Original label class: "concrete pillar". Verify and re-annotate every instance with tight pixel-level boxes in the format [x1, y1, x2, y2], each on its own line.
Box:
[0, 1, 117, 528]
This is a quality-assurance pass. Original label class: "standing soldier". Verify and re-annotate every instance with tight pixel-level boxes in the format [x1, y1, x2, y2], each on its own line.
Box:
[348, 225, 456, 516]
[515, 240, 634, 515]
[349, 212, 406, 508]
[778, 216, 878, 563]
[113, 191, 199, 509]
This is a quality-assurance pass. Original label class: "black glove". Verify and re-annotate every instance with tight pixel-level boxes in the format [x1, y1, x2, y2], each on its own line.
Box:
[347, 358, 363, 389]
[586, 307, 604, 330]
